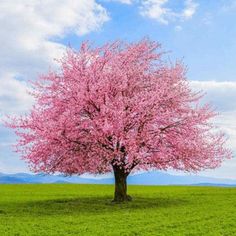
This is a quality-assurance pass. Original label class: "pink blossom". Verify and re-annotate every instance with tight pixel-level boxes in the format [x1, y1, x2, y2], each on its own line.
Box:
[6, 39, 232, 177]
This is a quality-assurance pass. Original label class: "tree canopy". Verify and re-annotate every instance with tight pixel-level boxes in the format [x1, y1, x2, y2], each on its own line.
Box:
[8, 39, 231, 201]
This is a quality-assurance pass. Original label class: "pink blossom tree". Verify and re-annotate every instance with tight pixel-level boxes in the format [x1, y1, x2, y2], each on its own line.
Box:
[8, 40, 231, 202]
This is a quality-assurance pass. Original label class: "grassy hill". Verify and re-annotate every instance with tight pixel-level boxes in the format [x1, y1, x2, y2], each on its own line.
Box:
[0, 184, 235, 235]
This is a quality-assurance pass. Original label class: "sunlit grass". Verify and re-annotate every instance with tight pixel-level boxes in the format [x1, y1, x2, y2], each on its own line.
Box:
[0, 184, 235, 235]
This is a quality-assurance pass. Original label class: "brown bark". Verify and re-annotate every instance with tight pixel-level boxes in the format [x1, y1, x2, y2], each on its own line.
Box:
[112, 165, 132, 202]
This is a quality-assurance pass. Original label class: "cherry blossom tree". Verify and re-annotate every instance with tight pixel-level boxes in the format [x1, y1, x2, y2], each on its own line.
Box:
[8, 39, 231, 202]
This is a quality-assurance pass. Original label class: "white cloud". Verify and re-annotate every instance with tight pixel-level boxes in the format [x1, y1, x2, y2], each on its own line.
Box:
[140, 0, 170, 24]
[140, 0, 198, 24]
[188, 80, 236, 179]
[108, 0, 133, 4]
[215, 111, 236, 150]
[0, 73, 34, 117]
[119, 0, 133, 3]
[191, 80, 236, 90]
[200, 116, 236, 179]
[0, 0, 109, 72]
[0, 0, 109, 118]
[190, 80, 236, 112]
[182, 0, 198, 19]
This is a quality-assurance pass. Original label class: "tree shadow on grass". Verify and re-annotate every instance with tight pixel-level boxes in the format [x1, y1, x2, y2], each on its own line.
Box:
[1, 195, 189, 217]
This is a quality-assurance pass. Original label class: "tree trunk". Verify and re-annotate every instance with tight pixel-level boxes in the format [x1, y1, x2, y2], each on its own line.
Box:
[112, 166, 132, 202]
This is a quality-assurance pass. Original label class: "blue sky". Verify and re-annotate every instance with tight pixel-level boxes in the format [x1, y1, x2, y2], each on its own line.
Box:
[0, 0, 236, 178]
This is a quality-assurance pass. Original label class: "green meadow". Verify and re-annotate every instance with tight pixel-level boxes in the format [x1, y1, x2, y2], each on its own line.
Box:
[0, 184, 235, 236]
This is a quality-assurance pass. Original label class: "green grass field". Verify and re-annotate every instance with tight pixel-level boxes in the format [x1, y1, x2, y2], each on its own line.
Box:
[0, 184, 235, 236]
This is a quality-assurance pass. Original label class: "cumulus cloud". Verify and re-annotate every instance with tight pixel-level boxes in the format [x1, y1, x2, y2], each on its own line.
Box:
[0, 0, 109, 118]
[0, 73, 34, 118]
[190, 80, 236, 112]
[189, 80, 236, 178]
[182, 0, 198, 19]
[0, 0, 109, 75]
[140, 0, 198, 24]
[215, 111, 236, 149]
